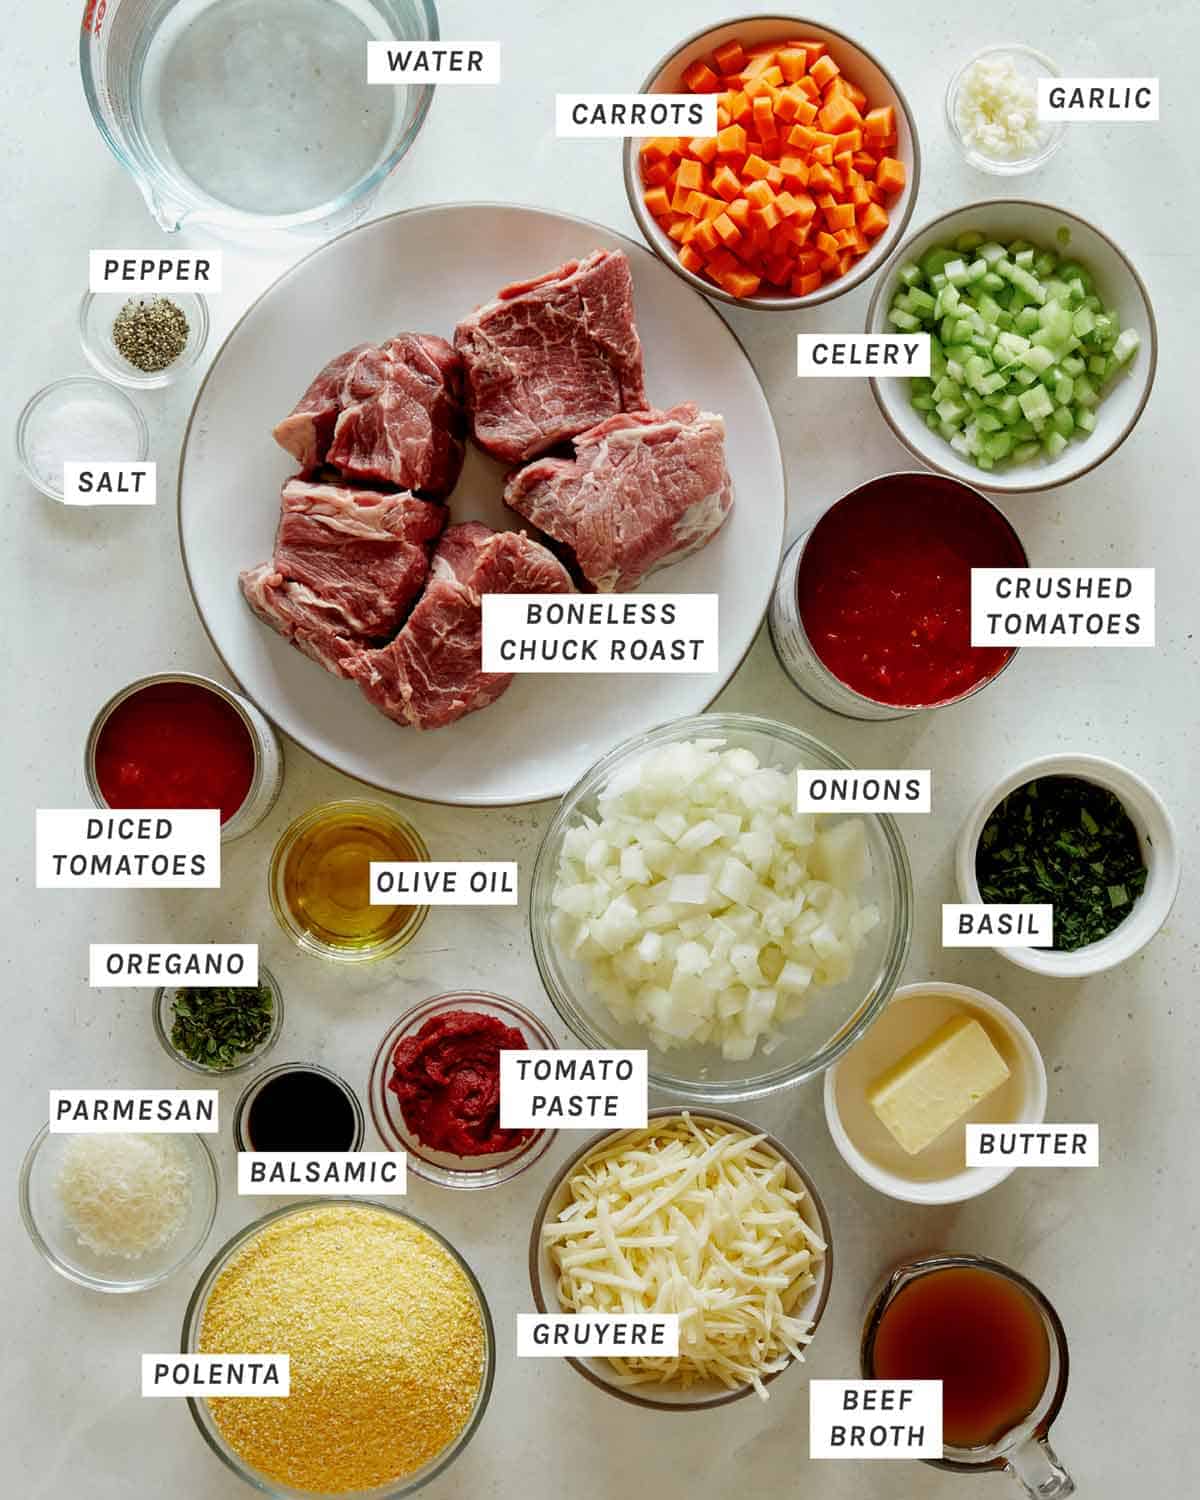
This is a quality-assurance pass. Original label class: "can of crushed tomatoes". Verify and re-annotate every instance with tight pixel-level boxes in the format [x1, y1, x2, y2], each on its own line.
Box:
[84, 672, 283, 842]
[768, 472, 1028, 721]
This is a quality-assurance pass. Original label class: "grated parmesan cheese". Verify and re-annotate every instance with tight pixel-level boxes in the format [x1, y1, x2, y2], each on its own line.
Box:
[56, 1133, 192, 1259]
[955, 55, 1047, 162]
[544, 1114, 826, 1399]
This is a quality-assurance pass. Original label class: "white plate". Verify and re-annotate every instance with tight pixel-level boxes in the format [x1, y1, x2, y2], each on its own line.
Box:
[180, 203, 785, 806]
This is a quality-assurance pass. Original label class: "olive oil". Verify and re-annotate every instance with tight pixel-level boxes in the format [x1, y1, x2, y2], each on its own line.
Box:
[277, 802, 425, 954]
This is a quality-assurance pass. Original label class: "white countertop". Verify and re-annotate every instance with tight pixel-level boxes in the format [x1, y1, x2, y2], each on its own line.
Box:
[4, 2, 1196, 1496]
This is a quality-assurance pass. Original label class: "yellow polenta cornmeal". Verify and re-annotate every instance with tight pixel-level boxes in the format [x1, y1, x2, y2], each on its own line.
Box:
[199, 1204, 485, 1493]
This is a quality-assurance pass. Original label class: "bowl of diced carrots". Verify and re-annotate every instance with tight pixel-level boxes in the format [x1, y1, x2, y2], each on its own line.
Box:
[624, 18, 920, 308]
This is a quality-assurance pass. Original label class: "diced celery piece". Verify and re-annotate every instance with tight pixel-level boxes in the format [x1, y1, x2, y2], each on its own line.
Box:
[1013, 307, 1040, 336]
[936, 398, 966, 424]
[996, 330, 1031, 357]
[1014, 248, 1035, 269]
[944, 258, 970, 286]
[977, 293, 1003, 326]
[938, 420, 960, 442]
[907, 287, 937, 317]
[1066, 277, 1086, 304]
[1072, 306, 1096, 338]
[949, 432, 971, 456]
[994, 394, 1022, 425]
[921, 246, 957, 279]
[1018, 384, 1054, 422]
[1088, 354, 1108, 376]
[925, 412, 940, 431]
[930, 271, 948, 291]
[1019, 345, 1056, 374]
[975, 410, 1004, 433]
[980, 271, 1006, 292]
[963, 388, 984, 412]
[951, 318, 975, 343]
[932, 376, 954, 402]
[1113, 327, 1140, 364]
[1061, 354, 1085, 377]
[978, 241, 1007, 264]
[1092, 313, 1114, 342]
[1052, 372, 1074, 406]
[956, 230, 985, 252]
[1043, 430, 1069, 458]
[1034, 251, 1058, 277]
[1013, 365, 1039, 387]
[1043, 278, 1069, 305]
[1011, 267, 1045, 303]
[912, 394, 935, 412]
[897, 262, 923, 287]
[939, 283, 961, 314]
[946, 358, 965, 382]
[889, 308, 921, 332]
[1051, 405, 1074, 437]
[1012, 441, 1041, 462]
[1074, 375, 1098, 408]
[975, 451, 994, 471]
[984, 431, 1012, 459]
[1012, 418, 1036, 440]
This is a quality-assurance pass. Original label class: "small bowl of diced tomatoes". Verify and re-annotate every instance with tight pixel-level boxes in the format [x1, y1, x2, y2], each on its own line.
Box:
[624, 18, 920, 309]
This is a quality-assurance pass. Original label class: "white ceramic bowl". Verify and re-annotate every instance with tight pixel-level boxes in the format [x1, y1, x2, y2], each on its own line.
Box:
[823, 982, 1047, 1205]
[956, 753, 1180, 977]
[623, 16, 920, 309]
[866, 200, 1157, 492]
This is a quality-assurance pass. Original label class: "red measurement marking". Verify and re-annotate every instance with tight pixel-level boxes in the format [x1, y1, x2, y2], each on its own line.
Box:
[83, 0, 108, 36]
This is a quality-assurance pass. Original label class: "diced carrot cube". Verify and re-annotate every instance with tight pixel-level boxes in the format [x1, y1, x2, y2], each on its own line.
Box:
[688, 135, 719, 165]
[763, 252, 793, 286]
[726, 90, 752, 124]
[809, 54, 841, 89]
[834, 129, 863, 154]
[798, 74, 820, 101]
[743, 75, 771, 100]
[818, 95, 862, 135]
[792, 269, 823, 296]
[676, 158, 705, 191]
[752, 96, 779, 142]
[679, 243, 705, 273]
[705, 247, 739, 277]
[712, 39, 746, 75]
[717, 123, 748, 156]
[742, 47, 779, 76]
[712, 212, 742, 246]
[641, 158, 670, 186]
[684, 189, 710, 217]
[742, 153, 771, 180]
[777, 47, 807, 82]
[815, 230, 840, 256]
[711, 164, 741, 201]
[670, 183, 692, 213]
[852, 179, 873, 207]
[793, 97, 819, 125]
[875, 156, 907, 194]
[845, 82, 868, 111]
[693, 219, 721, 252]
[790, 191, 817, 223]
[823, 201, 856, 231]
[752, 201, 781, 232]
[683, 60, 721, 93]
[863, 105, 895, 139]
[642, 137, 678, 164]
[744, 178, 775, 208]
[716, 104, 731, 129]
[787, 123, 816, 150]
[726, 197, 752, 227]
[834, 227, 858, 248]
[789, 38, 828, 61]
[807, 162, 834, 191]
[774, 88, 802, 123]
[722, 268, 762, 298]
[812, 142, 834, 166]
[859, 202, 890, 238]
[774, 189, 800, 218]
[778, 154, 810, 186]
[643, 186, 671, 217]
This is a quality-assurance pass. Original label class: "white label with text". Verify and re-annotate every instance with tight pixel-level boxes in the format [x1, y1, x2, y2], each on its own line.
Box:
[369, 861, 517, 906]
[797, 334, 930, 377]
[89, 251, 222, 292]
[367, 41, 500, 84]
[971, 568, 1154, 647]
[500, 1050, 648, 1129]
[517, 1314, 679, 1357]
[966, 1124, 1099, 1167]
[88, 943, 258, 987]
[796, 770, 931, 814]
[481, 595, 718, 673]
[51, 1089, 218, 1133]
[238, 1153, 407, 1195]
[62, 462, 156, 507]
[810, 1380, 942, 1459]
[942, 904, 1054, 947]
[36, 810, 220, 889]
[1037, 78, 1159, 121]
[142, 1355, 289, 1397]
[556, 94, 718, 137]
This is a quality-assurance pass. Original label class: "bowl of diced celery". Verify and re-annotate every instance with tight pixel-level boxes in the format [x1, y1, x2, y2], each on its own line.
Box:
[866, 200, 1156, 492]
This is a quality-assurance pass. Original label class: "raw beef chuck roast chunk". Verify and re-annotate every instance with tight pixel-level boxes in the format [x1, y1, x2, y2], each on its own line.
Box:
[504, 403, 734, 592]
[272, 334, 466, 497]
[454, 249, 647, 464]
[239, 477, 446, 675]
[350, 525, 574, 730]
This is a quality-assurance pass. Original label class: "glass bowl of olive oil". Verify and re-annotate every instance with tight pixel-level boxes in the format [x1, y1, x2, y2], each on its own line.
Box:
[269, 800, 430, 963]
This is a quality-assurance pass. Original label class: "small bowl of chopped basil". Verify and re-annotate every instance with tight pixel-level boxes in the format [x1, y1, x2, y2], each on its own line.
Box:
[154, 970, 283, 1075]
[956, 754, 1180, 978]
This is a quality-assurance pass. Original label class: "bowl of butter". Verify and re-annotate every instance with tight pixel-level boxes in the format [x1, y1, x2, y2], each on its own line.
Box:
[823, 981, 1047, 1204]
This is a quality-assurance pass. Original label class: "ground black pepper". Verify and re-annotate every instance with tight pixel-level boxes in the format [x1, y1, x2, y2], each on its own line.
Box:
[112, 296, 189, 373]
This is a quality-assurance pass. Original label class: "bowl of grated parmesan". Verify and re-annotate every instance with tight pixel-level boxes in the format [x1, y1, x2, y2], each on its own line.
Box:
[19, 1125, 218, 1293]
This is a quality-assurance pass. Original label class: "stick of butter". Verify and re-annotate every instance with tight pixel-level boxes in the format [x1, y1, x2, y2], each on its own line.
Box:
[868, 1014, 1011, 1156]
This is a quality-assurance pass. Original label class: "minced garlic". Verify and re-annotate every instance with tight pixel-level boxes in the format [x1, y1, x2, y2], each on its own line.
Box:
[955, 54, 1047, 161]
[199, 1204, 486, 1493]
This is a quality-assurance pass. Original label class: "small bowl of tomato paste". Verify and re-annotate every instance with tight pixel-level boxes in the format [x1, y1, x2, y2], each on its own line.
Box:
[768, 471, 1028, 718]
[368, 993, 560, 1190]
[85, 673, 282, 841]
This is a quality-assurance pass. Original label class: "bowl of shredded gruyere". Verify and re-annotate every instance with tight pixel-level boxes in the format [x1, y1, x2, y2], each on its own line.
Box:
[529, 1109, 832, 1409]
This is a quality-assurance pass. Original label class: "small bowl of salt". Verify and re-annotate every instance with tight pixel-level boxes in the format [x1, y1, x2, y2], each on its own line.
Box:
[15, 375, 150, 501]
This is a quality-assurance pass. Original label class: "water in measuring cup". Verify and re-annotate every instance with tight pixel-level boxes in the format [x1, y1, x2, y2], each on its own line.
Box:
[137, 0, 403, 217]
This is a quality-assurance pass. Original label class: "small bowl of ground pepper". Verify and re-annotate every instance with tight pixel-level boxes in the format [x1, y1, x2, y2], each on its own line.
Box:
[956, 753, 1180, 977]
[369, 992, 559, 1190]
[154, 969, 284, 1076]
[79, 290, 210, 389]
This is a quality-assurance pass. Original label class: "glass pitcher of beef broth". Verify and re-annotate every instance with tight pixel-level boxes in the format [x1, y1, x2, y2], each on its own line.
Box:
[861, 1254, 1074, 1496]
[80, 0, 437, 237]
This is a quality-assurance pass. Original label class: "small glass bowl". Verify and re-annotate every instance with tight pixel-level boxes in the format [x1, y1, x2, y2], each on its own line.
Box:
[154, 967, 284, 1076]
[269, 800, 430, 964]
[20, 1123, 218, 1293]
[233, 1061, 366, 1153]
[15, 375, 149, 500]
[181, 1199, 496, 1499]
[946, 45, 1066, 175]
[530, 713, 912, 1102]
[529, 1108, 833, 1410]
[79, 290, 210, 389]
[369, 992, 559, 1191]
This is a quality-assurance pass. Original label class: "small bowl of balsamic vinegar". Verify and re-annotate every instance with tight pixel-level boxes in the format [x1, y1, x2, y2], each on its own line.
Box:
[234, 1062, 365, 1154]
[269, 799, 430, 963]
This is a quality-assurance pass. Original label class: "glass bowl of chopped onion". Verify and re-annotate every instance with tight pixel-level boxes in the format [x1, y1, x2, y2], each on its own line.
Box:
[153, 967, 284, 1076]
[19, 1123, 218, 1293]
[530, 713, 912, 1101]
[945, 45, 1065, 175]
[530, 1109, 833, 1410]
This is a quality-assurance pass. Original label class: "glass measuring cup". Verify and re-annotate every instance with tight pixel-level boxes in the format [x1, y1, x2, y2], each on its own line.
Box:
[861, 1254, 1074, 1497]
[80, 0, 438, 237]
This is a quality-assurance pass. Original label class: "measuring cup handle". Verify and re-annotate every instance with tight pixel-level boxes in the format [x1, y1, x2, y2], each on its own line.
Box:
[1005, 1435, 1075, 1497]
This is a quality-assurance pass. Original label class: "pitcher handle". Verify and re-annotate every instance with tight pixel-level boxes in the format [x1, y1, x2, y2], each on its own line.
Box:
[1004, 1435, 1075, 1497]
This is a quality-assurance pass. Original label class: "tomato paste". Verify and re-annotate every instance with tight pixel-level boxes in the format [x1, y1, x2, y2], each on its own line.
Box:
[388, 1009, 530, 1157]
[94, 681, 254, 823]
[796, 474, 1026, 708]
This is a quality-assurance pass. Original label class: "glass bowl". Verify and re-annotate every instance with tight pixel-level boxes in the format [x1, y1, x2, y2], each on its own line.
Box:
[529, 713, 912, 1101]
[153, 966, 284, 1076]
[181, 1199, 495, 1498]
[232, 1060, 366, 1152]
[19, 1123, 218, 1292]
[79, 290, 210, 388]
[368, 992, 559, 1190]
[15, 375, 149, 500]
[529, 1107, 833, 1411]
[269, 800, 430, 964]
[946, 45, 1065, 175]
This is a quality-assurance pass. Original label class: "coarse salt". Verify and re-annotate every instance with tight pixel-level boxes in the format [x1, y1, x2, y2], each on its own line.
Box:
[26, 395, 141, 495]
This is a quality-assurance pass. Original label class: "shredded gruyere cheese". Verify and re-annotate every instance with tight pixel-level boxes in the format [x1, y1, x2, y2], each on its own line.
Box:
[56, 1133, 192, 1259]
[544, 1114, 825, 1398]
